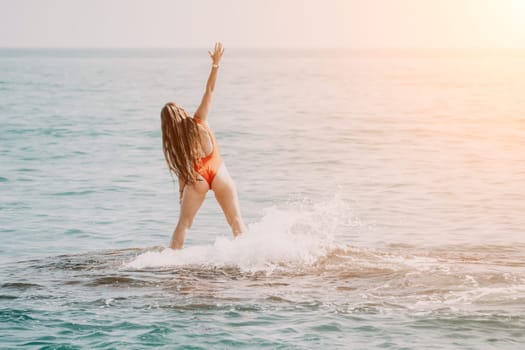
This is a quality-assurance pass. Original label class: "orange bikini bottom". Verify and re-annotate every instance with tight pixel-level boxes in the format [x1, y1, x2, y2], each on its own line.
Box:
[195, 155, 222, 188]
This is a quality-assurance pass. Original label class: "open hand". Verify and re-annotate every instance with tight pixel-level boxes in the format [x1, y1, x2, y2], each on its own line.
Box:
[208, 42, 224, 65]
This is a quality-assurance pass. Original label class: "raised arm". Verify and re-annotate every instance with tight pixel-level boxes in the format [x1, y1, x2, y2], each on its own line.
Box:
[194, 42, 224, 122]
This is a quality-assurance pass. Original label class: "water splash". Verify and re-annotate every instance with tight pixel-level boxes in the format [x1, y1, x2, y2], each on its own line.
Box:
[125, 196, 354, 272]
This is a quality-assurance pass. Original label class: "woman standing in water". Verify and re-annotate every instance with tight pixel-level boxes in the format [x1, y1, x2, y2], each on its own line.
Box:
[160, 42, 246, 249]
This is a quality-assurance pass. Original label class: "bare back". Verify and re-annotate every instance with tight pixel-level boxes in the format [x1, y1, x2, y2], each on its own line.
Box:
[197, 124, 214, 157]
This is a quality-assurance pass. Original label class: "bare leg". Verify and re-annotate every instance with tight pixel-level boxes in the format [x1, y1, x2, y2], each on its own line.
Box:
[169, 178, 208, 249]
[211, 164, 246, 237]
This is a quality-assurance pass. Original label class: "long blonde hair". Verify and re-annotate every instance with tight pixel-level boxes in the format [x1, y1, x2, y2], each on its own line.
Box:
[160, 102, 204, 184]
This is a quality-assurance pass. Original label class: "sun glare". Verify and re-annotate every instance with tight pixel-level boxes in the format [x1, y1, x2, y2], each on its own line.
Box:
[508, 0, 525, 27]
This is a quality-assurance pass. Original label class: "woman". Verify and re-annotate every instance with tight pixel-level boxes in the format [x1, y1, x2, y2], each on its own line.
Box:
[160, 42, 246, 249]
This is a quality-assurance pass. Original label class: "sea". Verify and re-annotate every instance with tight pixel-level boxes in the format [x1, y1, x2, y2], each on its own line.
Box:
[1, 48, 524, 349]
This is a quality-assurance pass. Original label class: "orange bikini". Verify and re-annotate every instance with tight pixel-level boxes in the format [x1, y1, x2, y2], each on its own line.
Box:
[193, 117, 222, 188]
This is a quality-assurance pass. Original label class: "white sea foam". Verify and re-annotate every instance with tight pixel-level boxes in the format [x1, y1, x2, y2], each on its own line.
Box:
[125, 196, 353, 272]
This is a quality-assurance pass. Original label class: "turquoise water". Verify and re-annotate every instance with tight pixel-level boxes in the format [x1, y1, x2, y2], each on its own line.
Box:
[1, 48, 525, 349]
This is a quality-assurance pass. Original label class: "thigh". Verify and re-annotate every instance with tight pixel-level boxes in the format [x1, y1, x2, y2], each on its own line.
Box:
[179, 177, 208, 224]
[211, 164, 242, 219]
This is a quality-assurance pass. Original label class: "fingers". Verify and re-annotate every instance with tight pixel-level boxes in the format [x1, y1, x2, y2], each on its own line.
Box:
[209, 42, 224, 61]
[213, 41, 223, 54]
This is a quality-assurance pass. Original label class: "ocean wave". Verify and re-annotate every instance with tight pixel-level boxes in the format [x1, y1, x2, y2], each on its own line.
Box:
[124, 197, 352, 272]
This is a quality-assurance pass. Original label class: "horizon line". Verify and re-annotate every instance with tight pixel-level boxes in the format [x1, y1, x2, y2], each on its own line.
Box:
[1, 46, 525, 50]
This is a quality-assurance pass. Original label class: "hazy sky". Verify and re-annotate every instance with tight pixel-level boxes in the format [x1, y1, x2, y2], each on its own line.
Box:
[1, 0, 524, 48]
